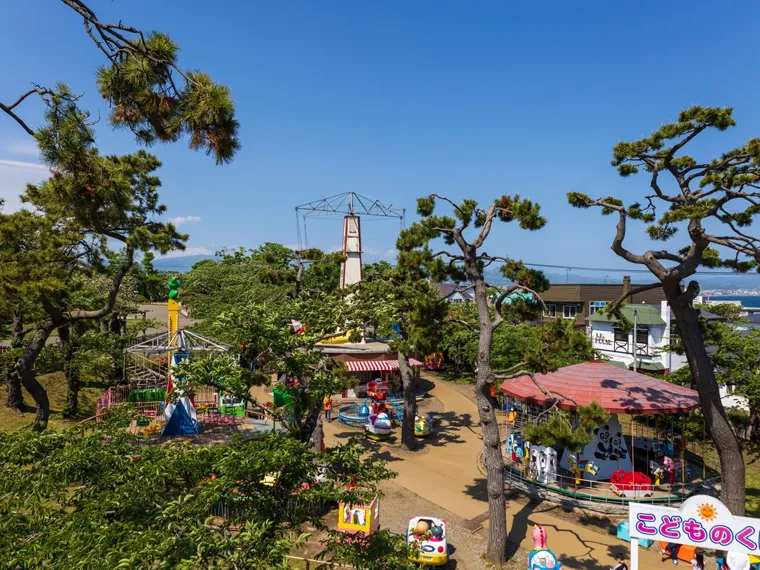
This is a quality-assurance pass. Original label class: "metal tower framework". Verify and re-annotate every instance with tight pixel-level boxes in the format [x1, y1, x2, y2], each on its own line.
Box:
[295, 192, 405, 250]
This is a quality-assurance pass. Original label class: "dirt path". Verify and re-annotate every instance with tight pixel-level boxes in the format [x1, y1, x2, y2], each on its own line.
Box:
[323, 374, 668, 570]
[325, 376, 488, 521]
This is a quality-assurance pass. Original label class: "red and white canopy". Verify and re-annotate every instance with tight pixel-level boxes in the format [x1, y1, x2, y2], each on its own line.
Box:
[344, 358, 423, 372]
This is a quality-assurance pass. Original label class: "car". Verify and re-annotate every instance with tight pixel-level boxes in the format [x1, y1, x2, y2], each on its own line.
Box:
[406, 516, 448, 567]
[609, 469, 653, 498]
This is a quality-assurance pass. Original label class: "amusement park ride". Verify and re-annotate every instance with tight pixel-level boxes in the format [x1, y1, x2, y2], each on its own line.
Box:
[126, 278, 230, 435]
[295, 191, 405, 288]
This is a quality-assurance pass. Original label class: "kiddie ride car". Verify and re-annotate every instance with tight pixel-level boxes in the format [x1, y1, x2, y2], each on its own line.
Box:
[406, 516, 448, 566]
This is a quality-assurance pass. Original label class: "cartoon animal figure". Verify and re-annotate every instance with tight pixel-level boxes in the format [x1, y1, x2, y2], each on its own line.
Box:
[539, 446, 558, 484]
[567, 454, 599, 484]
[528, 525, 563, 570]
[663, 456, 690, 483]
[507, 433, 525, 461]
[593, 425, 628, 461]
[649, 460, 665, 485]
[529, 446, 541, 480]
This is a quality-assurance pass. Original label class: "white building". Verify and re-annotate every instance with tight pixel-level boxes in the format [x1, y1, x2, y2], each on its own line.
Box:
[586, 301, 672, 373]
[586, 301, 747, 411]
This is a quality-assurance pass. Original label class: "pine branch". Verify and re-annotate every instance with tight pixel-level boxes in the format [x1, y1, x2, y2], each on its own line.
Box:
[606, 282, 663, 313]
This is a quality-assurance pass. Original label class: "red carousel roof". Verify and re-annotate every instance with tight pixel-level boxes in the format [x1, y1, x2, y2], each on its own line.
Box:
[500, 361, 700, 415]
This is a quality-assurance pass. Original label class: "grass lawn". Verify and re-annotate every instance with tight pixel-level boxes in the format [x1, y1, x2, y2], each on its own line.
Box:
[744, 450, 760, 517]
[0, 372, 103, 432]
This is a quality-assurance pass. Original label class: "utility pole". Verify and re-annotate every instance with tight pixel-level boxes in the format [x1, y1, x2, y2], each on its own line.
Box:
[632, 308, 638, 373]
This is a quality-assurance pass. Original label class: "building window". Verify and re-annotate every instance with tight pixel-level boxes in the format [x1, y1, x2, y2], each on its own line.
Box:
[544, 304, 556, 318]
[613, 327, 628, 342]
[589, 301, 607, 315]
[563, 305, 577, 319]
[635, 326, 649, 345]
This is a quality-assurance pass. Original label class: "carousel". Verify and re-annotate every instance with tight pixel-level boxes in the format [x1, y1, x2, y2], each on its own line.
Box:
[500, 361, 719, 510]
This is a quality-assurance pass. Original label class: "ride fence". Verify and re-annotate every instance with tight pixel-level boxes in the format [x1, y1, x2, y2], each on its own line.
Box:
[499, 395, 721, 507]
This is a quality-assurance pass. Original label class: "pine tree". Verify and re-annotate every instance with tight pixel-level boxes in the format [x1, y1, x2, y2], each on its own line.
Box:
[396, 194, 547, 565]
[0, 0, 240, 427]
[567, 106, 760, 515]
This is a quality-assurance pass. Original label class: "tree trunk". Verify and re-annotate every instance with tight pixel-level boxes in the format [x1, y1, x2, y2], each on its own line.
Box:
[667, 284, 745, 515]
[470, 276, 507, 564]
[16, 322, 55, 430]
[312, 415, 324, 453]
[109, 313, 121, 335]
[59, 324, 81, 418]
[5, 309, 26, 412]
[750, 409, 760, 444]
[5, 366, 24, 414]
[398, 351, 417, 451]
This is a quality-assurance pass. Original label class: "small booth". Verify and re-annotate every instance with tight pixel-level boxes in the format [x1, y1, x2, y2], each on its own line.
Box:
[337, 493, 380, 535]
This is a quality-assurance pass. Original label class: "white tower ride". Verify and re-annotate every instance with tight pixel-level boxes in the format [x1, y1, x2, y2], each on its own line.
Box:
[340, 214, 363, 288]
[296, 192, 405, 288]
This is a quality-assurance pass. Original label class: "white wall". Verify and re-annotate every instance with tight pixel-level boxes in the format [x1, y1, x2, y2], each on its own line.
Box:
[589, 306, 671, 371]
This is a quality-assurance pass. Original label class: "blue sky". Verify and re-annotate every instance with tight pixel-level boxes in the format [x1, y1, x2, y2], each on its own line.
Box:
[2, 0, 760, 274]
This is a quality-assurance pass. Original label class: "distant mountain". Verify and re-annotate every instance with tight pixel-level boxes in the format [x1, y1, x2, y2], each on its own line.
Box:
[150, 254, 760, 290]
[152, 255, 218, 272]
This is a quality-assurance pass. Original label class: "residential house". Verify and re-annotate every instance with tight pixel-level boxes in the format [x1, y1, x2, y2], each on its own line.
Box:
[585, 301, 743, 410]
[433, 283, 473, 303]
[586, 301, 672, 373]
[540, 276, 667, 328]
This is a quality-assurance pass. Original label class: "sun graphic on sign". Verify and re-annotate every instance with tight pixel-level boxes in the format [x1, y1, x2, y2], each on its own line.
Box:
[697, 502, 718, 523]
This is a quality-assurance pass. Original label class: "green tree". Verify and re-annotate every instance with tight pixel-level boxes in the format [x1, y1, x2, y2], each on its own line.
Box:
[697, 302, 742, 320]
[567, 106, 760, 514]
[669, 315, 760, 442]
[0, 139, 185, 429]
[0, 301, 42, 413]
[523, 401, 610, 453]
[185, 289, 356, 449]
[396, 194, 547, 565]
[182, 244, 343, 323]
[0, 1, 239, 429]
[1, 0, 238, 163]
[440, 308, 599, 377]
[349, 263, 448, 450]
[57, 272, 144, 417]
[0, 410, 409, 569]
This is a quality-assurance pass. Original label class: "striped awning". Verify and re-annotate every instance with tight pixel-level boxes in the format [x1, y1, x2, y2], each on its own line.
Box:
[344, 358, 423, 372]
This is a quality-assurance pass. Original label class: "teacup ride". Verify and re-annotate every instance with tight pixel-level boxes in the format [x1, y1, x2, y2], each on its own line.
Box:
[365, 412, 393, 441]
[414, 414, 434, 438]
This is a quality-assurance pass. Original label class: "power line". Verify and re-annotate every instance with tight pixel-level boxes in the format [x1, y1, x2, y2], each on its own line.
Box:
[155, 259, 759, 277]
[521, 262, 751, 276]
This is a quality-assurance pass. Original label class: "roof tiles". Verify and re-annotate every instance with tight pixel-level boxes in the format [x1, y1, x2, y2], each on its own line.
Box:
[500, 361, 699, 415]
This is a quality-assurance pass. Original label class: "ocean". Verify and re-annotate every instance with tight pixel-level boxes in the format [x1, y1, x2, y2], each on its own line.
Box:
[707, 295, 760, 308]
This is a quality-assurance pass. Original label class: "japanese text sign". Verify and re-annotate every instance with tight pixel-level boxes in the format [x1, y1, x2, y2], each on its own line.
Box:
[630, 495, 760, 556]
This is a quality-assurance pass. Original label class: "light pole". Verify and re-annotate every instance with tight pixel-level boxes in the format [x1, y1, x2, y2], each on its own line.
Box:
[632, 309, 639, 373]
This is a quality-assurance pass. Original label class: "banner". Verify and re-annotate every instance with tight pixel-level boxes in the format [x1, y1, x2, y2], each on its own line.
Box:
[629, 495, 760, 556]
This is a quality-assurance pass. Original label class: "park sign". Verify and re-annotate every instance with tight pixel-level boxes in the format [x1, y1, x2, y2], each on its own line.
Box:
[629, 495, 760, 556]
